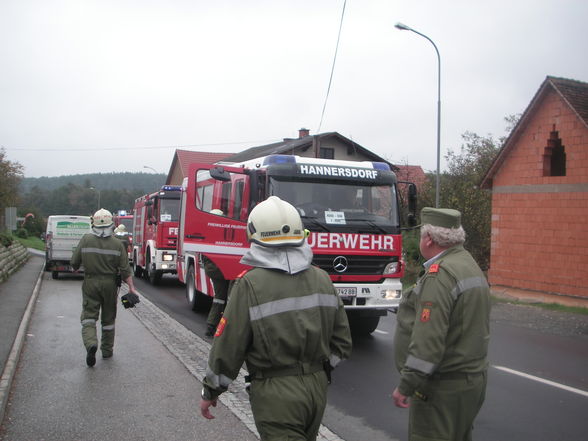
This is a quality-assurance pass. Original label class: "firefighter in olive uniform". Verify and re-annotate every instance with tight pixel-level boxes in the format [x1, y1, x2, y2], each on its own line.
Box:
[114, 224, 131, 255]
[199, 196, 352, 441]
[72, 208, 139, 367]
[202, 255, 230, 337]
[203, 209, 231, 337]
[392, 207, 491, 441]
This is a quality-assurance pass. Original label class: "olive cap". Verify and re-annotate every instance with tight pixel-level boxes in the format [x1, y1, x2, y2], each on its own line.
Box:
[420, 207, 461, 229]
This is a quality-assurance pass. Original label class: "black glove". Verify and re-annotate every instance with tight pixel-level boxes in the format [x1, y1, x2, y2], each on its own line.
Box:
[121, 292, 140, 309]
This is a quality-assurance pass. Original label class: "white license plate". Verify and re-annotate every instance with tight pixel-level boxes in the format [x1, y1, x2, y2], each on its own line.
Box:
[336, 287, 357, 297]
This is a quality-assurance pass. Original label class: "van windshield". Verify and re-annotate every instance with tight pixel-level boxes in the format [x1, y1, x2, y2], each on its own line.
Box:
[269, 178, 399, 232]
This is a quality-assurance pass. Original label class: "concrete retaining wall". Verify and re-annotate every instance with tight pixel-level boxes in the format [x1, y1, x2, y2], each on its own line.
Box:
[0, 242, 30, 282]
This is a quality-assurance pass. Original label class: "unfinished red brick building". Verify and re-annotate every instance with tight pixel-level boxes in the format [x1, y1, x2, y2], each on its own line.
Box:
[481, 76, 588, 306]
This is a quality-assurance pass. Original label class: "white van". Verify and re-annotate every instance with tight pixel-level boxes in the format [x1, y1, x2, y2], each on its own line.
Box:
[45, 215, 92, 279]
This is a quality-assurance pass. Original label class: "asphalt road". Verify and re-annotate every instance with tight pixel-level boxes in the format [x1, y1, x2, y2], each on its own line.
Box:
[135, 275, 588, 441]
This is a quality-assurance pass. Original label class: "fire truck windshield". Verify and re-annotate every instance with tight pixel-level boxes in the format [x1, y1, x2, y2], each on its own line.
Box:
[159, 198, 180, 222]
[269, 178, 400, 232]
[119, 218, 133, 231]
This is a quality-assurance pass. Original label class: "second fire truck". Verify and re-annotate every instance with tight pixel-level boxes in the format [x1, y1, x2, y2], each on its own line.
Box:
[132, 185, 181, 284]
[176, 155, 416, 334]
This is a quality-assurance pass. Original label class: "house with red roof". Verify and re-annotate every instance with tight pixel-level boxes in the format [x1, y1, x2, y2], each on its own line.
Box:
[166, 129, 399, 185]
[481, 76, 588, 306]
[166, 150, 233, 185]
[165, 128, 426, 209]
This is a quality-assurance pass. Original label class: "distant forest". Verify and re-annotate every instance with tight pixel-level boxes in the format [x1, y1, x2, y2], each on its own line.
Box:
[20, 172, 166, 193]
[19, 172, 167, 222]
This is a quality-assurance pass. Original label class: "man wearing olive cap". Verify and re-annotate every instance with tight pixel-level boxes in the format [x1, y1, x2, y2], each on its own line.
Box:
[392, 207, 490, 441]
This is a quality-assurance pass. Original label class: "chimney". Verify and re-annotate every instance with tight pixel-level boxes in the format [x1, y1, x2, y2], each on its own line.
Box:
[298, 128, 310, 138]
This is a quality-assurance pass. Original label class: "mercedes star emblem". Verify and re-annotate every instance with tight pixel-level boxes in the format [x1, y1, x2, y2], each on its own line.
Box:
[333, 256, 348, 273]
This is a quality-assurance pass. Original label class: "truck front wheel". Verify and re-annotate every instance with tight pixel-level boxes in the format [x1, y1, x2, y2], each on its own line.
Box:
[133, 252, 143, 277]
[186, 264, 205, 311]
[347, 313, 380, 335]
[52, 271, 59, 280]
[145, 254, 162, 285]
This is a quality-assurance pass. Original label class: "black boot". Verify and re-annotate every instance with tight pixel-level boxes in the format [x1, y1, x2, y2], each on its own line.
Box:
[86, 345, 97, 367]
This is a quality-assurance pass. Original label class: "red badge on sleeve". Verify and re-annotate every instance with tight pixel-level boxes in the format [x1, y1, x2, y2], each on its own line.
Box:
[214, 317, 227, 337]
[429, 264, 440, 274]
[420, 308, 431, 322]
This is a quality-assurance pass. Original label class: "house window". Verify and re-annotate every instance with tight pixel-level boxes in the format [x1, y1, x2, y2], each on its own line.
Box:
[319, 147, 334, 159]
[543, 128, 566, 177]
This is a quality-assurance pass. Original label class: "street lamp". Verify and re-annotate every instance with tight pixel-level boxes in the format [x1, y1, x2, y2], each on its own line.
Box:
[395, 22, 441, 208]
[90, 187, 101, 210]
[143, 165, 158, 173]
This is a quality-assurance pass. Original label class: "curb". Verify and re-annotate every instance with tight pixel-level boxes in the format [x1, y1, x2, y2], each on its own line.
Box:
[0, 263, 44, 423]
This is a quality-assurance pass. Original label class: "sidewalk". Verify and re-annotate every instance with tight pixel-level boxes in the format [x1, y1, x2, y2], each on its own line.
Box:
[0, 252, 258, 441]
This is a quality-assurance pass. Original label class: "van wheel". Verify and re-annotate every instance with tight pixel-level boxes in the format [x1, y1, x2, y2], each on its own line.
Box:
[186, 265, 205, 311]
[52, 271, 59, 280]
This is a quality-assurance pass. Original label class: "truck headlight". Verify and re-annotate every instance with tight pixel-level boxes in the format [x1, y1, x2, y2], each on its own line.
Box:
[383, 262, 400, 274]
[382, 289, 402, 299]
[162, 253, 174, 261]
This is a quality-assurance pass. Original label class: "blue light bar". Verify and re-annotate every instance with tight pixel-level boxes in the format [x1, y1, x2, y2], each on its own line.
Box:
[161, 185, 182, 191]
[263, 155, 296, 165]
[372, 162, 391, 171]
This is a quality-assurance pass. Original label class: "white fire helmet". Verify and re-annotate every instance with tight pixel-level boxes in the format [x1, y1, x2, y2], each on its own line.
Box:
[247, 196, 305, 247]
[92, 208, 114, 227]
[114, 224, 126, 234]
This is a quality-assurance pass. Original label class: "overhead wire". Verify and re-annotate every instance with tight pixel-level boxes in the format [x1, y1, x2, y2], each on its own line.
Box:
[317, 0, 347, 133]
[2, 138, 278, 152]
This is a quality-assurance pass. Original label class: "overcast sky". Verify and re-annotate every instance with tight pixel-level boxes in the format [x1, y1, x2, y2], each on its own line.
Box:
[1, 0, 586, 178]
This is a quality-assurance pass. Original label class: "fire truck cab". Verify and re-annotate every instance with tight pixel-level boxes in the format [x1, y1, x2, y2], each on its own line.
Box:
[132, 185, 181, 284]
[177, 155, 416, 334]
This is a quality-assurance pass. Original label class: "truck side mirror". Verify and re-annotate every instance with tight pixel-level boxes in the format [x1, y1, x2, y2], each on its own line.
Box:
[210, 166, 232, 182]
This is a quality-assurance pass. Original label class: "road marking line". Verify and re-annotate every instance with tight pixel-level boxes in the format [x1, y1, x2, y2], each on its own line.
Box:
[493, 365, 588, 398]
[374, 329, 388, 335]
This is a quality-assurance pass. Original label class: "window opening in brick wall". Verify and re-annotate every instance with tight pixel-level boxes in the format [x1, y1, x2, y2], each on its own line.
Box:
[542, 127, 566, 176]
[319, 147, 335, 159]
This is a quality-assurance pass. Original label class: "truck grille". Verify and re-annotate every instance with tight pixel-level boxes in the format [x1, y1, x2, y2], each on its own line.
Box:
[312, 254, 397, 275]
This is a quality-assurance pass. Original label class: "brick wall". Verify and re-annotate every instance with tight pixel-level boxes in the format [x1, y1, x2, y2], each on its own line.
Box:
[488, 88, 588, 299]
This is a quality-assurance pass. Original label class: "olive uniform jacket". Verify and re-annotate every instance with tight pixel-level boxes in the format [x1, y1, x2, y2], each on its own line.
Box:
[72, 233, 131, 278]
[202, 265, 352, 400]
[393, 245, 490, 397]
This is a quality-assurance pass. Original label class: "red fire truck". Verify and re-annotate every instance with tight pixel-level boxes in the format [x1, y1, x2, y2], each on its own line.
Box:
[132, 185, 181, 285]
[177, 155, 416, 334]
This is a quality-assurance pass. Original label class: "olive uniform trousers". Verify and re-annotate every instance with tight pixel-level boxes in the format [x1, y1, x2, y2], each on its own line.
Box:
[80, 274, 118, 356]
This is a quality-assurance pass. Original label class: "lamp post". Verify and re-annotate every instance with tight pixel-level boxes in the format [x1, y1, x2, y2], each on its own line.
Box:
[143, 165, 158, 173]
[395, 22, 441, 208]
[90, 187, 101, 210]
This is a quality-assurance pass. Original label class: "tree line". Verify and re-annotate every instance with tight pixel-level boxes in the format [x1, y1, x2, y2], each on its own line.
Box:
[0, 160, 165, 237]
